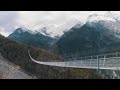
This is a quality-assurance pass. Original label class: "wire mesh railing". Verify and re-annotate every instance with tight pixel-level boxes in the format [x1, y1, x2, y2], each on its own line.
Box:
[63, 52, 120, 70]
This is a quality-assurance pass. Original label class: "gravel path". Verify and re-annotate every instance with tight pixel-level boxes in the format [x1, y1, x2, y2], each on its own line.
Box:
[0, 53, 34, 79]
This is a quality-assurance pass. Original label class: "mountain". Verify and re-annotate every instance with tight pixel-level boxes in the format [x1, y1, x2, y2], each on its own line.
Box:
[51, 12, 120, 58]
[8, 28, 58, 49]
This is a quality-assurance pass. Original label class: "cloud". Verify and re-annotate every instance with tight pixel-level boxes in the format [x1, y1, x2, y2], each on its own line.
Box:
[0, 11, 120, 37]
[0, 11, 19, 36]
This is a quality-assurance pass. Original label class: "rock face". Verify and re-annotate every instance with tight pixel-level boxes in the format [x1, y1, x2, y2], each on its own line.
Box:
[0, 53, 34, 79]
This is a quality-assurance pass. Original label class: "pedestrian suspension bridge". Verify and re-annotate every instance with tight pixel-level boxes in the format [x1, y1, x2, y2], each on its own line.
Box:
[28, 51, 120, 70]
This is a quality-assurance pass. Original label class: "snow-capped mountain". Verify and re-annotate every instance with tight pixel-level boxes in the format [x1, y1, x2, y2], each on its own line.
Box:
[85, 11, 120, 38]
[14, 27, 53, 37]
[51, 11, 120, 57]
[8, 27, 58, 49]
[86, 11, 120, 25]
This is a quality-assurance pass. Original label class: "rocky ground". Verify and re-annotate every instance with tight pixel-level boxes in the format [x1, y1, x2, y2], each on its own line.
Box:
[0, 53, 35, 79]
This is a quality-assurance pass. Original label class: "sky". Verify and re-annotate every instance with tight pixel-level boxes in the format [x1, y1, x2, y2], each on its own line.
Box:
[0, 11, 120, 37]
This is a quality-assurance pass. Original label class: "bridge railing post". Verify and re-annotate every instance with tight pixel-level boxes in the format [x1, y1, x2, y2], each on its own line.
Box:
[90, 56, 92, 67]
[103, 55, 106, 67]
[97, 55, 99, 70]
[115, 52, 117, 69]
[80, 57, 82, 66]
[116, 52, 118, 57]
[84, 56, 86, 68]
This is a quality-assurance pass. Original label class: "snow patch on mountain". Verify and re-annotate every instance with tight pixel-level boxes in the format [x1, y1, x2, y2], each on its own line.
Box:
[27, 30, 36, 34]
[86, 11, 120, 24]
[104, 11, 120, 21]
[87, 13, 116, 23]
[35, 27, 52, 36]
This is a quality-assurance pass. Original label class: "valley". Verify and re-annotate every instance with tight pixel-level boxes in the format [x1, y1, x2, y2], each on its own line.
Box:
[1, 11, 120, 79]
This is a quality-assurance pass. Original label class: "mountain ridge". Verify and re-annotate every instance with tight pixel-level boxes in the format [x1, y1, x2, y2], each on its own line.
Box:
[51, 17, 120, 58]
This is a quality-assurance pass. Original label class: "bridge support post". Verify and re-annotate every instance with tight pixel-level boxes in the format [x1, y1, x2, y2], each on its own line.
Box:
[97, 55, 99, 70]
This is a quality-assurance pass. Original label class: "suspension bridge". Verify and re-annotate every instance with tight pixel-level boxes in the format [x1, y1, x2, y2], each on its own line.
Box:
[28, 51, 120, 70]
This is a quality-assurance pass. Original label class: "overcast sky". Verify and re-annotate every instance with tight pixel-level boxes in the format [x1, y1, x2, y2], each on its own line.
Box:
[0, 11, 120, 37]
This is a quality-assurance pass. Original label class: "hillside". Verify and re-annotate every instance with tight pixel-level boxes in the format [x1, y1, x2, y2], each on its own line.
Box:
[0, 53, 34, 79]
[0, 34, 63, 78]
